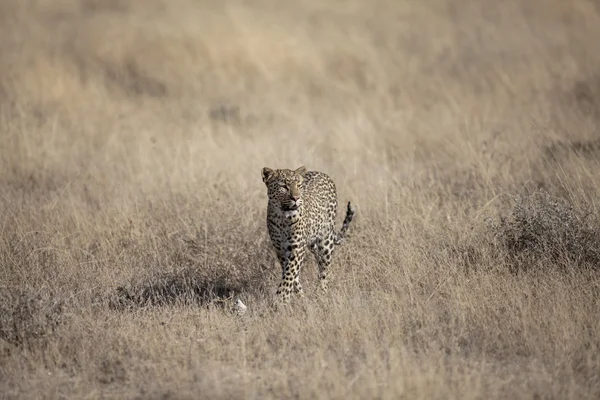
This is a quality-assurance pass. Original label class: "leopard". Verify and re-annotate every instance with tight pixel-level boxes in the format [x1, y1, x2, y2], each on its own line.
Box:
[261, 165, 355, 305]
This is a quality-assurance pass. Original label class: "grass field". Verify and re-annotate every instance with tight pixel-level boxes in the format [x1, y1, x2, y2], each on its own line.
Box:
[1, 0, 600, 398]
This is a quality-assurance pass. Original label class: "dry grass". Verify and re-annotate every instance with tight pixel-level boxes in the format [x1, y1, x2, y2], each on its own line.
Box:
[1, 0, 600, 398]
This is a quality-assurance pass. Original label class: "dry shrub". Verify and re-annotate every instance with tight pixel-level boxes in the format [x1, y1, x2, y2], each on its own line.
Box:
[544, 139, 600, 163]
[488, 190, 600, 272]
[0, 288, 64, 352]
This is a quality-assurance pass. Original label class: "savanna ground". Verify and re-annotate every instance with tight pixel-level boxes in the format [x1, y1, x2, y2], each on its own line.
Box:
[1, 0, 600, 398]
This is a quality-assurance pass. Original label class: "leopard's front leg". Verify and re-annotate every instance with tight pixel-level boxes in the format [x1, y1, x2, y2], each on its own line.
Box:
[275, 251, 305, 298]
[276, 242, 306, 304]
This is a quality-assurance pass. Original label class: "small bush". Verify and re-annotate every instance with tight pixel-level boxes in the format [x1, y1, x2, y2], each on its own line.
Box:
[488, 190, 600, 272]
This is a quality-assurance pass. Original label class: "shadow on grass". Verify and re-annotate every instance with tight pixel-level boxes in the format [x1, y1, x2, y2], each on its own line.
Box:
[110, 268, 250, 311]
[109, 224, 277, 311]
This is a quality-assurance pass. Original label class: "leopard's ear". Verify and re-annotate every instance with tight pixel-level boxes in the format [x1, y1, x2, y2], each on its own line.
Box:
[294, 166, 307, 177]
[262, 167, 275, 184]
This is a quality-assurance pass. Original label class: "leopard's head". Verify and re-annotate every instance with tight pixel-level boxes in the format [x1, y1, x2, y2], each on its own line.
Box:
[262, 166, 307, 211]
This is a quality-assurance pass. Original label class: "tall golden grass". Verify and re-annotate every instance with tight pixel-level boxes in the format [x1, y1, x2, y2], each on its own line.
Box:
[1, 0, 600, 398]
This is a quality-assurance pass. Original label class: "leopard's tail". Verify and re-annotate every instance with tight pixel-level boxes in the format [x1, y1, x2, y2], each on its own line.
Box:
[334, 201, 355, 245]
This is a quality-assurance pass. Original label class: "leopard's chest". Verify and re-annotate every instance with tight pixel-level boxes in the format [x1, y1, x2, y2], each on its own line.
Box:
[267, 210, 308, 247]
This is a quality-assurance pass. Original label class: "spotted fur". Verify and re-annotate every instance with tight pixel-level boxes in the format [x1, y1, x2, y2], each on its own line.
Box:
[261, 166, 355, 304]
